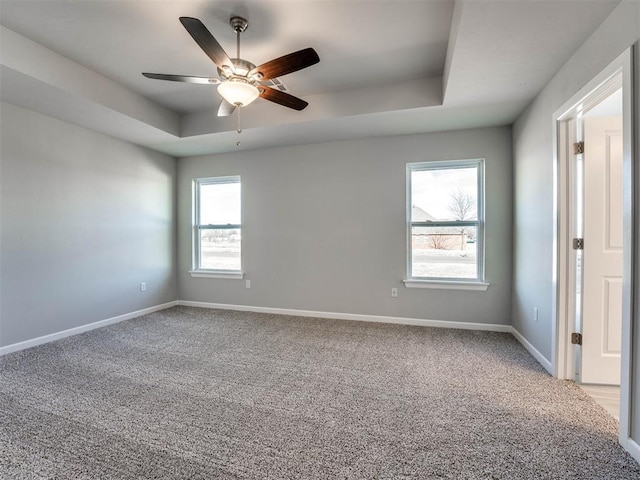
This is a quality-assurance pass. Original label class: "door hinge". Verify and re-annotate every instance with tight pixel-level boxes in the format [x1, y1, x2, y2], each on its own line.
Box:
[573, 141, 584, 155]
[571, 332, 583, 345]
[573, 238, 584, 250]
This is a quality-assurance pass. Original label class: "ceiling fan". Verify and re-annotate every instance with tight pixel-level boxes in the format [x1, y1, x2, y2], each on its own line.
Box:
[143, 16, 320, 118]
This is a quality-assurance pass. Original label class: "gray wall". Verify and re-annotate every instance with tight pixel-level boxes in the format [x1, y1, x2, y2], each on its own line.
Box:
[0, 102, 178, 347]
[178, 127, 512, 325]
[511, 0, 640, 442]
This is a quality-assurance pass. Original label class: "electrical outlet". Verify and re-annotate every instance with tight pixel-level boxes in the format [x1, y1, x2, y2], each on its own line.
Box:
[245, 280, 251, 289]
[534, 307, 539, 323]
[391, 288, 398, 298]
[140, 282, 147, 292]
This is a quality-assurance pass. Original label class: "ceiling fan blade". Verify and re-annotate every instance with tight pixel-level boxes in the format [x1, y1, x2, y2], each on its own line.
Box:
[259, 86, 309, 111]
[250, 48, 319, 81]
[142, 73, 220, 84]
[217, 99, 236, 117]
[179, 17, 234, 72]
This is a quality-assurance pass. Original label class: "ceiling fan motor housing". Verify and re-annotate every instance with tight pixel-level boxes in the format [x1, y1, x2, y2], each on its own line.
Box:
[218, 59, 257, 82]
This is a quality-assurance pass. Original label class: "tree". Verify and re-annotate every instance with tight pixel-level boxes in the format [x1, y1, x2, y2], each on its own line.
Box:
[449, 188, 475, 221]
[449, 189, 476, 250]
[429, 234, 451, 250]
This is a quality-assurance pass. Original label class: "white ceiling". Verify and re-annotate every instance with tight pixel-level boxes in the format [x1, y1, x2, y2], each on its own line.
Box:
[0, 0, 621, 157]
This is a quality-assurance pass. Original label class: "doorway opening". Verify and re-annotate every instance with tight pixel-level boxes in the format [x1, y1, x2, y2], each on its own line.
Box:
[552, 47, 634, 455]
[575, 83, 623, 385]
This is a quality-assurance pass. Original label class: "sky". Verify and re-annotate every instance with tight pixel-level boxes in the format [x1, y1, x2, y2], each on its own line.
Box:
[200, 182, 241, 225]
[412, 166, 477, 220]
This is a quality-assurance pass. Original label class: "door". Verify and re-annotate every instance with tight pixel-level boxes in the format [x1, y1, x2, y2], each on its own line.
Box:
[580, 115, 623, 385]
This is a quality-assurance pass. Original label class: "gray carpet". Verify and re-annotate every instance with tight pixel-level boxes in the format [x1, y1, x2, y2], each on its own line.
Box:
[1, 306, 638, 479]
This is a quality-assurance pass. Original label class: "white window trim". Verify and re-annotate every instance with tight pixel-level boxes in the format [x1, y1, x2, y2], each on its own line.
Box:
[403, 279, 489, 291]
[405, 158, 487, 288]
[189, 270, 244, 279]
[192, 175, 242, 277]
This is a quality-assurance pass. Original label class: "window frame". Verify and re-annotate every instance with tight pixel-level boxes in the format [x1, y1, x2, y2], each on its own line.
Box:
[404, 159, 489, 291]
[190, 175, 243, 279]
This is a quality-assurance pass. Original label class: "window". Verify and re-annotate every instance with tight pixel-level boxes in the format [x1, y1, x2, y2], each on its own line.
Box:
[192, 176, 242, 277]
[406, 159, 486, 288]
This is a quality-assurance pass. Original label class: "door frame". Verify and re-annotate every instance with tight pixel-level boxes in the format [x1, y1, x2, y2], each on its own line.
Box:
[552, 47, 634, 451]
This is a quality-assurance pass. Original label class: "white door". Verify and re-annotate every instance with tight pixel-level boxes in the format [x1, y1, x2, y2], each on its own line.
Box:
[580, 115, 623, 385]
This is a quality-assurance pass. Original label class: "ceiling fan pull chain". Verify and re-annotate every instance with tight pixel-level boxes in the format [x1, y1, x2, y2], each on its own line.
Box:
[235, 107, 242, 147]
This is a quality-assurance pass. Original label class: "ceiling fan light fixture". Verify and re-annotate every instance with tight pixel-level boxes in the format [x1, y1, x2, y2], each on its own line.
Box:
[218, 79, 260, 107]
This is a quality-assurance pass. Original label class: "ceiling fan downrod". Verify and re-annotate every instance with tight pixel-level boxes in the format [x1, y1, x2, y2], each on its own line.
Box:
[231, 15, 248, 137]
[230, 16, 248, 59]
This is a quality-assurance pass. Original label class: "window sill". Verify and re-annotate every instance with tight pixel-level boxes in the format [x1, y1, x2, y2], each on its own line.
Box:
[403, 279, 490, 291]
[189, 270, 244, 279]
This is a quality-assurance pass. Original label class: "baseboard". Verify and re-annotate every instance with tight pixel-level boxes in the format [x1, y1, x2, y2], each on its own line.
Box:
[510, 326, 553, 374]
[622, 437, 640, 465]
[177, 300, 513, 333]
[1, 300, 554, 377]
[0, 301, 179, 356]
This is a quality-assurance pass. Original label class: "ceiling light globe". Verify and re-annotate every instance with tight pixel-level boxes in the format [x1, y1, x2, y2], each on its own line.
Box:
[218, 80, 260, 107]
